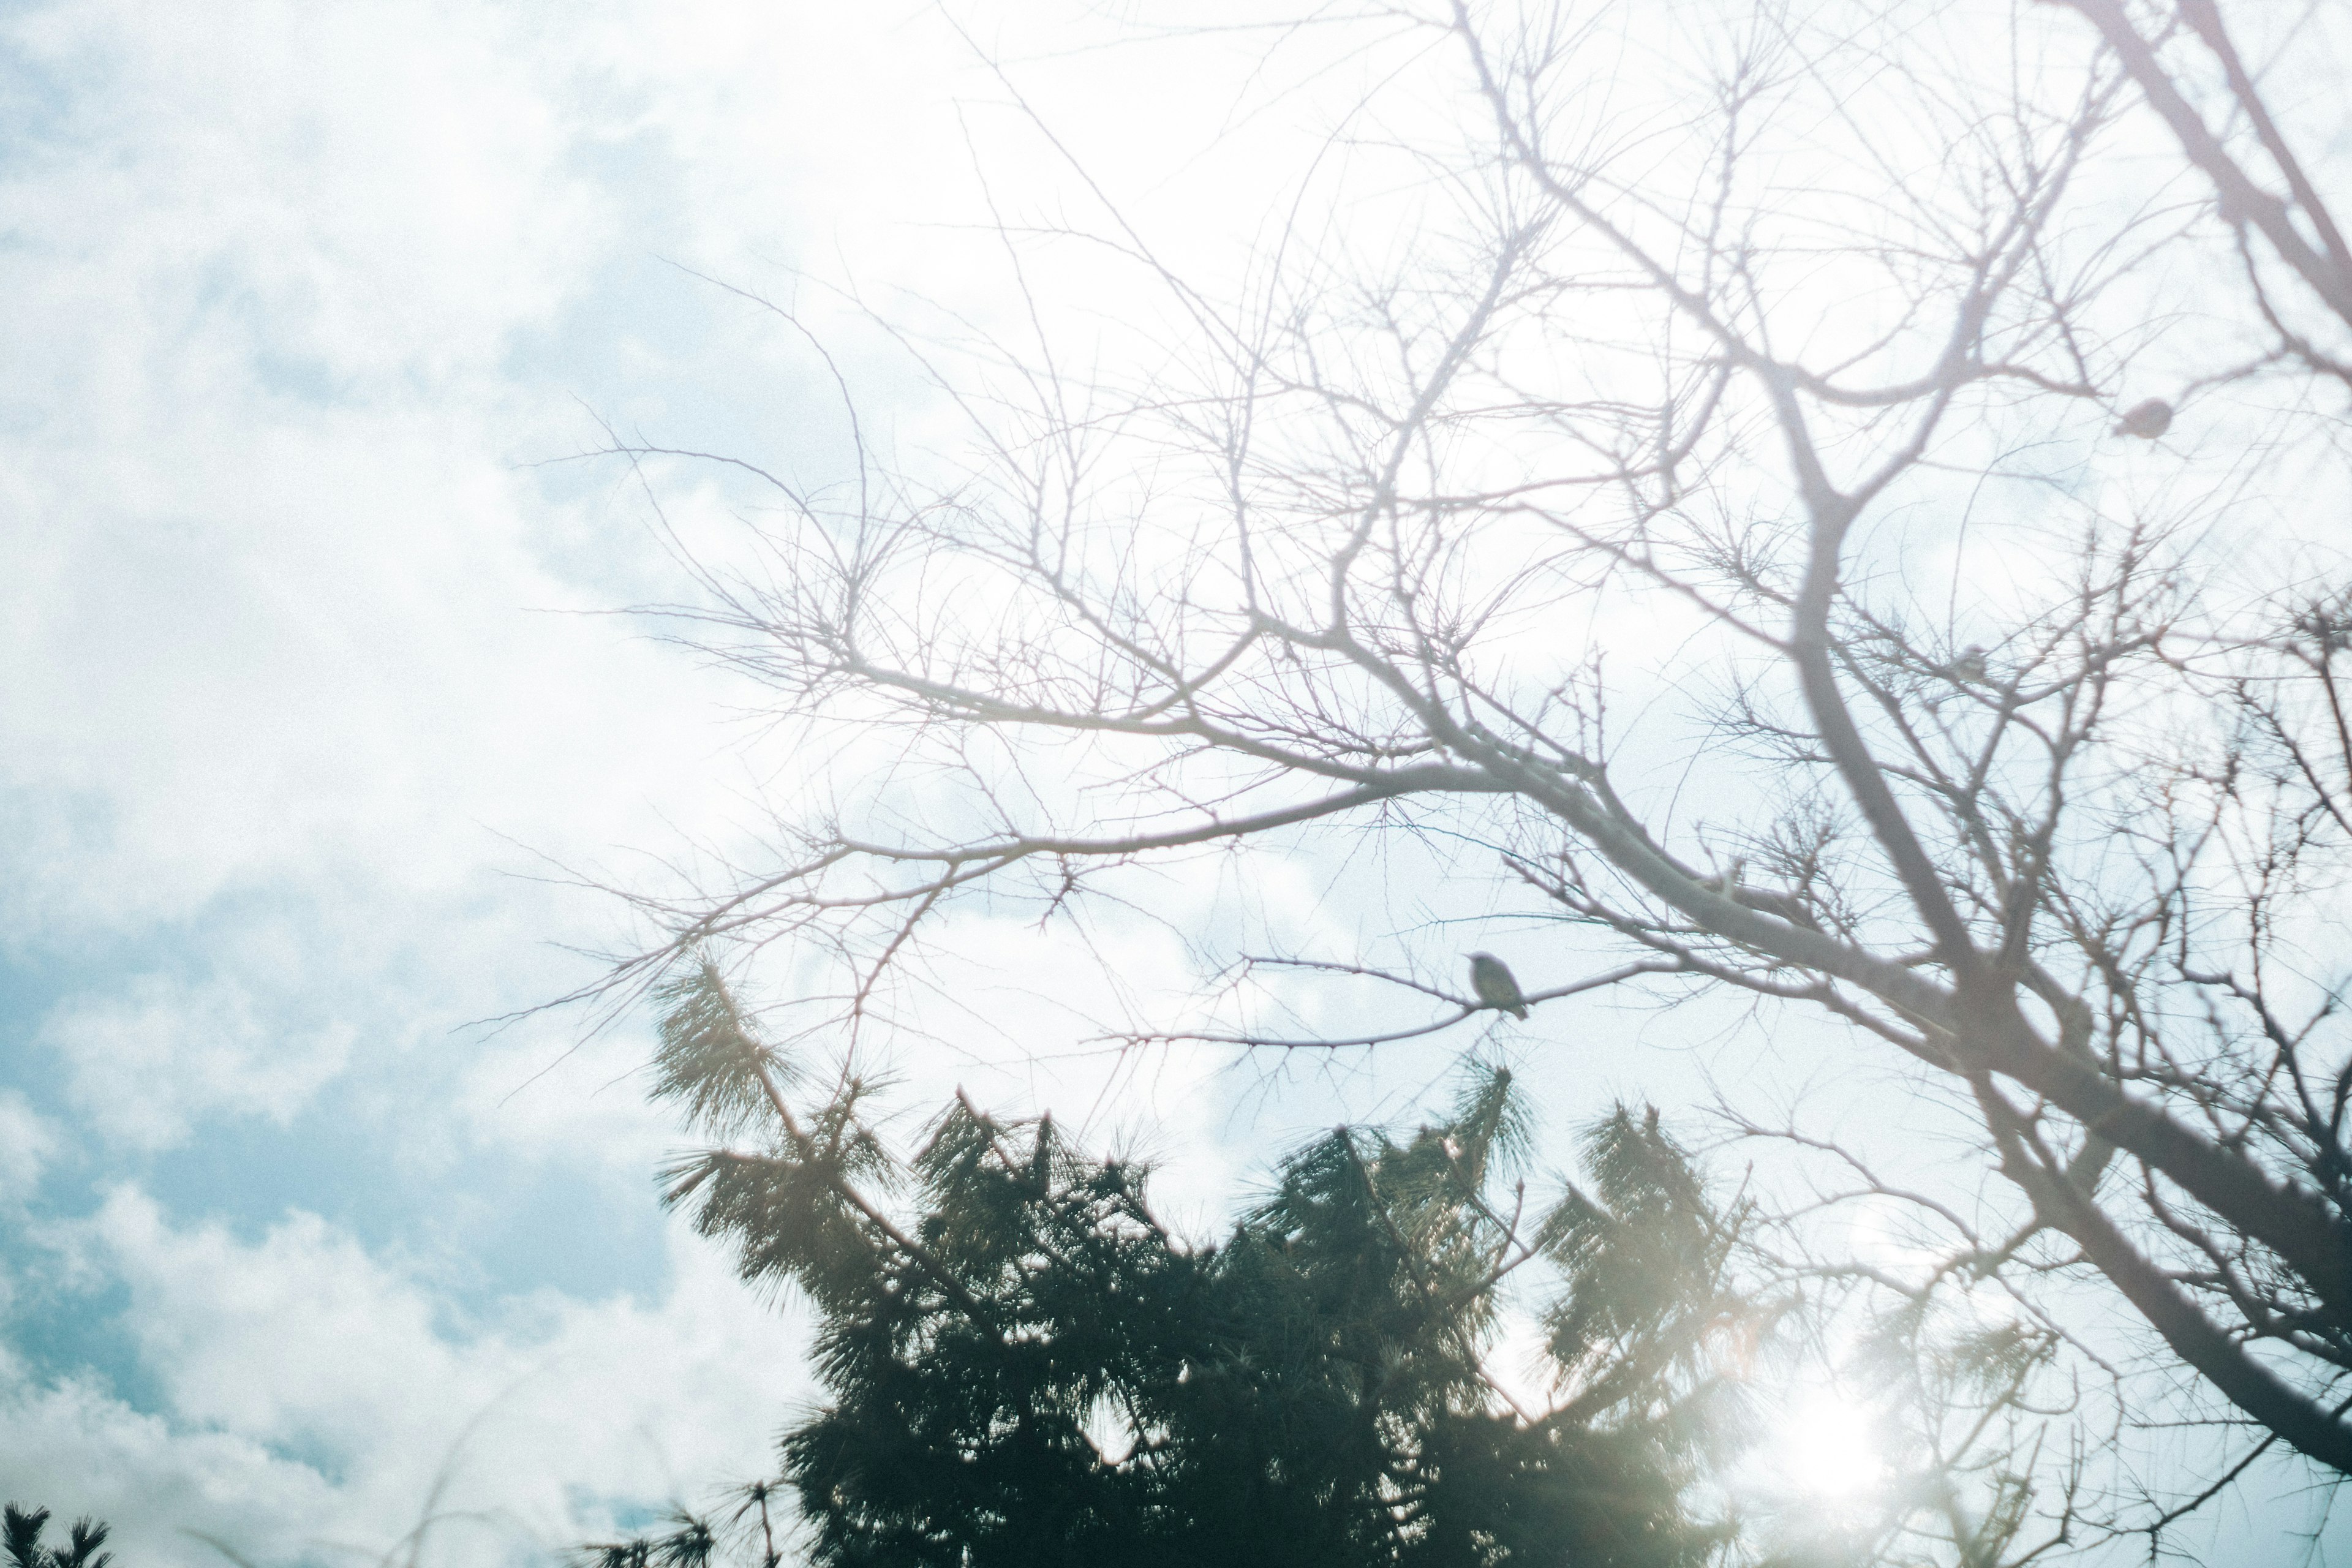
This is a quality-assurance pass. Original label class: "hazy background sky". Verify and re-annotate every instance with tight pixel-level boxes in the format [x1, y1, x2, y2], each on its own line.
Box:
[0, 4, 1412, 1561]
[1, 3, 2345, 1564]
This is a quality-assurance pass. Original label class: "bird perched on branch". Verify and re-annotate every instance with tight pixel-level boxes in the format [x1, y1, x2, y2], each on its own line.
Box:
[1468, 952, 1529, 1020]
[2112, 398, 2173, 439]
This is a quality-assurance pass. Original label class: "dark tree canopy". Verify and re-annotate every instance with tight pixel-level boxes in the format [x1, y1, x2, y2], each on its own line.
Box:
[3, 1507, 113, 1568]
[589, 965, 2064, 1568]
[775, 1092, 1721, 1567]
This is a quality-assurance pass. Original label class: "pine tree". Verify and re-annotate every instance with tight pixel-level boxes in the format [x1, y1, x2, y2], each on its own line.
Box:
[3, 1506, 113, 1568]
[630, 962, 1770, 1567]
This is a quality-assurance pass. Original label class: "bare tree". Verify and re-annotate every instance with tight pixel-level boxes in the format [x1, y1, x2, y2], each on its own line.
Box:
[571, 0, 2352, 1542]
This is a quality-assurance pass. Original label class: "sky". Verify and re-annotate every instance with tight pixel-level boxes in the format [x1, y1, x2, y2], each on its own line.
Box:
[0, 4, 1436, 1562]
[1, 2, 2347, 1566]
[0, 2, 986, 1560]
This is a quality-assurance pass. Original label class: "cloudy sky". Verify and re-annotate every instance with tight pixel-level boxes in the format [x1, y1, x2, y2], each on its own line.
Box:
[0, 2, 995, 1559]
[1, 3, 2346, 1565]
[0, 4, 1428, 1562]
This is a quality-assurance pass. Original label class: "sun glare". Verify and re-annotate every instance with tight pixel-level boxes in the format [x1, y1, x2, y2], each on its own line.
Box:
[1781, 1392, 1886, 1501]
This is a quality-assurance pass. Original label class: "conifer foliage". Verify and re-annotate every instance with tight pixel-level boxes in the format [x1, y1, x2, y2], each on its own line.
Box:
[3, 1507, 113, 1568]
[637, 961, 1770, 1567]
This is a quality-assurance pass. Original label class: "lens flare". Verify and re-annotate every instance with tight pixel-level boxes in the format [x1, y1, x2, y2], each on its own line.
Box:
[1781, 1391, 1885, 1499]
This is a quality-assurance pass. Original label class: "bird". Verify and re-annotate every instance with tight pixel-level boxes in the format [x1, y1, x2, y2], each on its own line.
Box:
[1468, 952, 1530, 1020]
[2111, 398, 2173, 439]
[1949, 644, 1988, 684]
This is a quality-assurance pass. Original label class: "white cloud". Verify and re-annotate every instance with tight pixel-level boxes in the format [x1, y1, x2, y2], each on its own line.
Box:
[4, 0, 603, 386]
[0, 1355, 345, 1568]
[0, 1091, 59, 1201]
[39, 973, 353, 1153]
[0, 0, 768, 943]
[1, 1189, 810, 1568]
[0, 2, 851, 1552]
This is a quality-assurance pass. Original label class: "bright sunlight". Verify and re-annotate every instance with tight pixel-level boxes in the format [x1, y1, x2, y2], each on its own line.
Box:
[1781, 1390, 1888, 1501]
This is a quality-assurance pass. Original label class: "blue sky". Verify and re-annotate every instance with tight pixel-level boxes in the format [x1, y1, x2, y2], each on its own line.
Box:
[0, 5, 1398, 1561]
[3, 2, 2350, 1565]
[0, 2, 932, 1559]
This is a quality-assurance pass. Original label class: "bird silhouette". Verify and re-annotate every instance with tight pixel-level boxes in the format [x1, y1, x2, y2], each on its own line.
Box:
[2112, 398, 2173, 439]
[1468, 952, 1529, 1020]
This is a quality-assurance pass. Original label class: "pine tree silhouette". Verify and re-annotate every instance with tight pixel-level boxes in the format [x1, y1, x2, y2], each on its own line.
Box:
[612, 962, 1772, 1568]
[4, 1506, 113, 1568]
